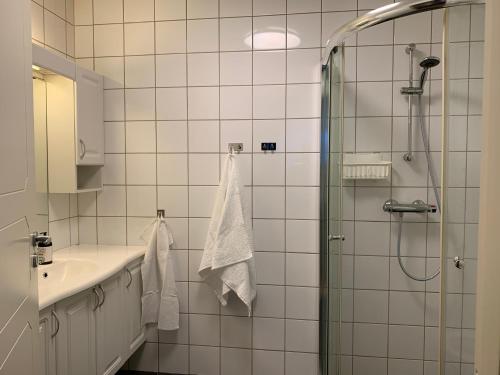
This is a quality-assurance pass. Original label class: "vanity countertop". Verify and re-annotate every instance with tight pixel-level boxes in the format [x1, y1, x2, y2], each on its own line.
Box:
[38, 245, 146, 310]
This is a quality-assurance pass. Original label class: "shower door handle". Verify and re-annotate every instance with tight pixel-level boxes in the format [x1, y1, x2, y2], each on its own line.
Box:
[328, 234, 344, 241]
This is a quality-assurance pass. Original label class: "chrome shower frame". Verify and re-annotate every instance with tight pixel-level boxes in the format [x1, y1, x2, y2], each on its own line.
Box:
[320, 1, 483, 374]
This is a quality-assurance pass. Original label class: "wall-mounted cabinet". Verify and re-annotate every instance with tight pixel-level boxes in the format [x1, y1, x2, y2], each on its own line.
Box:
[33, 44, 104, 193]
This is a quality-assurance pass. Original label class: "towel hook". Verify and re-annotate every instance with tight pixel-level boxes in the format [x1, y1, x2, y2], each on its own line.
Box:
[228, 143, 243, 154]
[157, 209, 165, 219]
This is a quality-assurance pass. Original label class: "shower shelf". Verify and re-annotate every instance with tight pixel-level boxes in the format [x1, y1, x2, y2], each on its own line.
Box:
[343, 153, 391, 180]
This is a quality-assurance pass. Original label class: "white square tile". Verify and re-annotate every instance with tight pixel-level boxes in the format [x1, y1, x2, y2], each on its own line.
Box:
[188, 87, 219, 120]
[286, 84, 321, 118]
[188, 218, 209, 249]
[354, 221, 390, 256]
[45, 0, 66, 18]
[252, 350, 284, 375]
[322, 11, 357, 47]
[31, 3, 44, 43]
[253, 16, 286, 50]
[285, 353, 319, 375]
[253, 0, 285, 16]
[103, 154, 125, 184]
[220, 120, 252, 153]
[354, 256, 389, 289]
[253, 153, 285, 186]
[220, 86, 252, 119]
[356, 117, 392, 152]
[97, 185, 126, 216]
[156, 87, 187, 120]
[253, 85, 285, 119]
[158, 344, 189, 373]
[189, 282, 220, 313]
[322, 0, 356, 11]
[285, 319, 319, 352]
[95, 57, 125, 89]
[93, 0, 123, 23]
[129, 343, 158, 372]
[49, 219, 71, 250]
[286, 220, 318, 253]
[220, 52, 252, 85]
[189, 314, 220, 345]
[189, 186, 218, 217]
[286, 153, 320, 186]
[156, 20, 187, 53]
[221, 348, 251, 375]
[286, 253, 319, 286]
[127, 217, 156, 244]
[286, 119, 320, 152]
[125, 55, 155, 88]
[188, 154, 219, 185]
[287, 13, 321, 48]
[157, 121, 187, 152]
[253, 317, 284, 349]
[156, 54, 186, 87]
[104, 90, 125, 121]
[187, 19, 218, 53]
[254, 285, 285, 318]
[48, 193, 70, 221]
[126, 122, 156, 153]
[253, 120, 286, 152]
[187, 0, 218, 18]
[157, 154, 188, 185]
[286, 187, 319, 220]
[253, 50, 286, 84]
[288, 0, 320, 12]
[75, 26, 93, 58]
[220, 0, 251, 17]
[389, 325, 424, 359]
[389, 291, 425, 325]
[127, 185, 156, 216]
[44, 10, 66, 53]
[221, 316, 252, 348]
[357, 82, 393, 117]
[253, 219, 284, 252]
[287, 49, 321, 84]
[97, 217, 126, 245]
[395, 12, 431, 44]
[188, 121, 219, 152]
[124, 22, 154, 55]
[124, 0, 154, 22]
[389, 257, 426, 292]
[353, 323, 388, 357]
[78, 192, 97, 216]
[75, 0, 92, 25]
[125, 88, 156, 121]
[155, 0, 186, 20]
[126, 154, 156, 185]
[190, 346, 219, 375]
[357, 45, 393, 81]
[253, 186, 285, 218]
[353, 290, 388, 324]
[286, 287, 319, 320]
[220, 17, 252, 51]
[254, 252, 284, 284]
[187, 53, 219, 86]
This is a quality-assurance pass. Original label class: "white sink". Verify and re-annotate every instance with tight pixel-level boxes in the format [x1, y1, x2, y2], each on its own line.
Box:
[38, 259, 99, 285]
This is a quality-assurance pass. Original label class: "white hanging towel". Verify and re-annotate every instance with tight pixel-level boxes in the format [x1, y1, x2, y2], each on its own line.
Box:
[198, 153, 256, 315]
[141, 218, 179, 330]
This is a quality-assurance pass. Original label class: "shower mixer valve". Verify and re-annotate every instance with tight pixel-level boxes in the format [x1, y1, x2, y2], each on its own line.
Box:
[383, 199, 437, 214]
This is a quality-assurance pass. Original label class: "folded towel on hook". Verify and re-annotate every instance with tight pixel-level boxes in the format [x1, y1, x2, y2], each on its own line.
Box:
[198, 153, 256, 314]
[141, 217, 179, 330]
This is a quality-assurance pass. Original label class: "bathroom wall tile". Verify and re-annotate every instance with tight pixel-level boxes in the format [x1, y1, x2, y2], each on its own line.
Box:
[252, 350, 284, 375]
[221, 86, 252, 120]
[286, 286, 319, 320]
[253, 219, 285, 252]
[220, 52, 252, 85]
[126, 121, 156, 152]
[253, 50, 286, 85]
[187, 53, 219, 86]
[97, 217, 126, 245]
[93, 0, 123, 23]
[188, 121, 219, 152]
[286, 253, 319, 287]
[75, 26, 93, 58]
[253, 119, 286, 152]
[127, 186, 156, 216]
[189, 314, 220, 345]
[286, 84, 321, 118]
[253, 16, 286, 50]
[104, 90, 125, 121]
[126, 154, 156, 185]
[187, 19, 219, 52]
[389, 325, 425, 359]
[254, 252, 285, 285]
[156, 88, 188, 120]
[287, 49, 321, 84]
[286, 220, 319, 253]
[353, 356, 387, 375]
[286, 187, 319, 220]
[129, 343, 159, 372]
[158, 344, 189, 374]
[253, 317, 285, 350]
[188, 186, 217, 217]
[254, 285, 285, 318]
[157, 154, 188, 185]
[253, 186, 285, 218]
[286, 153, 320, 186]
[125, 56, 155, 88]
[95, 57, 125, 89]
[188, 87, 219, 120]
[124, 0, 154, 22]
[353, 323, 388, 357]
[155, 21, 187, 54]
[156, 54, 186, 87]
[78, 216, 97, 244]
[158, 186, 188, 217]
[287, 13, 321, 48]
[125, 89, 156, 121]
[253, 85, 286, 119]
[190, 346, 220, 375]
[94, 24, 124, 57]
[285, 319, 319, 352]
[286, 119, 320, 152]
[97, 186, 126, 216]
[44, 10, 66, 53]
[354, 290, 388, 324]
[189, 283, 220, 314]
[124, 22, 154, 55]
[157, 121, 187, 153]
[220, 17, 252, 51]
[188, 154, 219, 185]
[253, 153, 285, 186]
[253, 0, 285, 16]
[220, 120, 253, 153]
[221, 316, 252, 348]
[103, 154, 125, 184]
[221, 348, 252, 375]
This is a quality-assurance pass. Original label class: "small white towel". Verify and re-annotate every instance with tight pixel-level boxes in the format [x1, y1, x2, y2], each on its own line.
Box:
[141, 218, 179, 331]
[198, 153, 256, 314]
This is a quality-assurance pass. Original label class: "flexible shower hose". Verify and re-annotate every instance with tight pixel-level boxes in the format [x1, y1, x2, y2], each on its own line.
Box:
[395, 95, 441, 282]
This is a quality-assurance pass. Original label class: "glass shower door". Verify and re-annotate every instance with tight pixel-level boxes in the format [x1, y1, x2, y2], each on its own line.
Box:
[320, 46, 344, 375]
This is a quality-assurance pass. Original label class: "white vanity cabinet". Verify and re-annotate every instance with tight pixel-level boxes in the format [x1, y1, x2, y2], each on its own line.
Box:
[123, 259, 145, 355]
[96, 273, 125, 375]
[38, 258, 145, 375]
[54, 289, 97, 375]
[38, 307, 56, 375]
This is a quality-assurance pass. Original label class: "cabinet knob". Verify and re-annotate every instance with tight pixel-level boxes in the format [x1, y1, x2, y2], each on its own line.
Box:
[126, 268, 133, 288]
[51, 311, 60, 338]
[79, 139, 86, 159]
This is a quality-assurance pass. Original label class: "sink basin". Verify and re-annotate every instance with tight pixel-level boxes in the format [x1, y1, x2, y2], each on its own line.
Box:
[38, 259, 99, 285]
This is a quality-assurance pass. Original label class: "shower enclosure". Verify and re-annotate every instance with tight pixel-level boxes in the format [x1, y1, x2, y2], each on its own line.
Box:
[320, 1, 484, 374]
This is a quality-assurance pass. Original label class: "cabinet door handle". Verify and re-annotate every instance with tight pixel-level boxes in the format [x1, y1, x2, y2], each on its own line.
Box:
[126, 268, 133, 288]
[51, 311, 60, 338]
[92, 287, 100, 311]
[79, 139, 86, 159]
[98, 284, 105, 307]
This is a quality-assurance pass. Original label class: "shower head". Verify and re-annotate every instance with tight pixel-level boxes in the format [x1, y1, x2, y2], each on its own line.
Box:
[419, 56, 440, 88]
